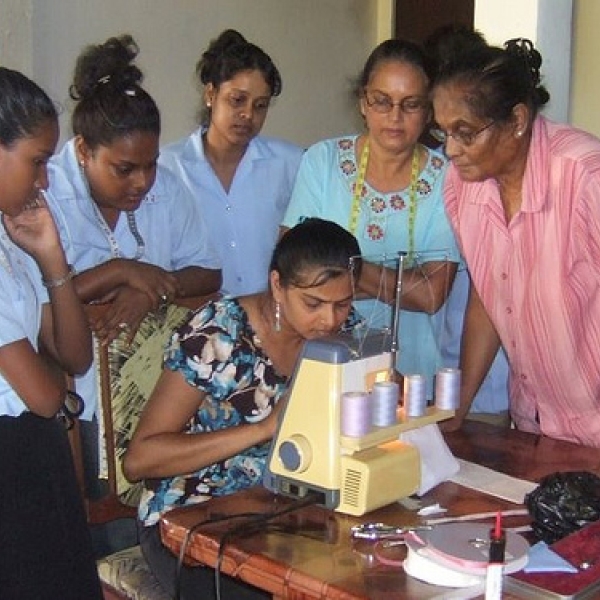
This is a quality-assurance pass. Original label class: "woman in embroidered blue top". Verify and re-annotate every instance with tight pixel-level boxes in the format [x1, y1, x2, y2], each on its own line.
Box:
[283, 38, 462, 400]
[124, 218, 361, 599]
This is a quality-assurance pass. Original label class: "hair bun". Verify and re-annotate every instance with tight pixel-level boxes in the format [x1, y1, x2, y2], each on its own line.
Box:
[504, 38, 543, 88]
[197, 29, 248, 85]
[211, 29, 247, 53]
[70, 34, 143, 101]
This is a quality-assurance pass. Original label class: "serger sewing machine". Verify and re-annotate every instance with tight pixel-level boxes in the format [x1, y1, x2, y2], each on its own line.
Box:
[263, 329, 455, 516]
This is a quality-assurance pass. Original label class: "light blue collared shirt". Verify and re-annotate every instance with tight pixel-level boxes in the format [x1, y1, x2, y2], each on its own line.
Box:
[0, 229, 46, 417]
[46, 139, 221, 420]
[160, 129, 303, 296]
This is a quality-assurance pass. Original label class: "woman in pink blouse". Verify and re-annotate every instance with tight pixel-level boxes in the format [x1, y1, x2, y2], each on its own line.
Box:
[431, 35, 600, 447]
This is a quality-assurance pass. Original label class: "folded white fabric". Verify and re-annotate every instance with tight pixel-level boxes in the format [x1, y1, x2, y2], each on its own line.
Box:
[399, 423, 460, 495]
[523, 541, 578, 573]
[449, 458, 537, 504]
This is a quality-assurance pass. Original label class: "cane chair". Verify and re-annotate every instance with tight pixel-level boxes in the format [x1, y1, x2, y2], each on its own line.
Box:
[71, 295, 217, 600]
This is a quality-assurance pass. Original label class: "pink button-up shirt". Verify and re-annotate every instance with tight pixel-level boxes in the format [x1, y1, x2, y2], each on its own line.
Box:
[444, 116, 600, 447]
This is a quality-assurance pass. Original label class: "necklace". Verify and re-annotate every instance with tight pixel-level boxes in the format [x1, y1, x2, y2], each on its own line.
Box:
[349, 138, 370, 235]
[255, 293, 276, 344]
[0, 232, 14, 277]
[86, 190, 146, 260]
[349, 138, 421, 262]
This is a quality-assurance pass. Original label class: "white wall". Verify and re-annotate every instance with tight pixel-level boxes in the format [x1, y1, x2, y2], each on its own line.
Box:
[571, 0, 600, 136]
[11, 0, 377, 149]
[2, 0, 583, 146]
[475, 0, 573, 123]
[0, 0, 33, 73]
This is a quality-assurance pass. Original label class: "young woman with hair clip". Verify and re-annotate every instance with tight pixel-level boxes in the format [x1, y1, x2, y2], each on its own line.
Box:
[45, 34, 221, 552]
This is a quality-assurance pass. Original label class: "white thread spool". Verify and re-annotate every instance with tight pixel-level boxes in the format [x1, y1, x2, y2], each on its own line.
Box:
[435, 368, 461, 410]
[340, 391, 372, 437]
[371, 381, 399, 427]
[403, 374, 427, 418]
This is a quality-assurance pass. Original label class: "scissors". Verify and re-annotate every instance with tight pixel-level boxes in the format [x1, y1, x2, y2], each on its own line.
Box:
[350, 522, 433, 541]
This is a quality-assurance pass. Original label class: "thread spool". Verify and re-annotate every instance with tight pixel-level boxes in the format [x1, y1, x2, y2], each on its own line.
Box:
[371, 381, 399, 427]
[340, 391, 372, 437]
[403, 374, 427, 418]
[435, 368, 461, 410]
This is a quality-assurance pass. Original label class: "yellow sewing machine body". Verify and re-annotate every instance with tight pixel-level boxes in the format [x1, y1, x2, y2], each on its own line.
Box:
[264, 332, 454, 516]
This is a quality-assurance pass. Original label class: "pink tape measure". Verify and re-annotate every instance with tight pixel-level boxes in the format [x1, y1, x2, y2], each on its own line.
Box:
[403, 522, 529, 588]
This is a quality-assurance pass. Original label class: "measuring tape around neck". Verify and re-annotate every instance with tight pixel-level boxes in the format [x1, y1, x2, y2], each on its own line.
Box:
[349, 138, 421, 263]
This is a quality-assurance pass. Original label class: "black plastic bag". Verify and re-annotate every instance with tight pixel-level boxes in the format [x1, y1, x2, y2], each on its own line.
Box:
[525, 471, 600, 544]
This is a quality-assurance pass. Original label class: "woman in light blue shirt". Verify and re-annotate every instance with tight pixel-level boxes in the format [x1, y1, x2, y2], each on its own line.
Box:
[0, 67, 102, 599]
[47, 34, 222, 415]
[160, 29, 303, 296]
[48, 35, 221, 348]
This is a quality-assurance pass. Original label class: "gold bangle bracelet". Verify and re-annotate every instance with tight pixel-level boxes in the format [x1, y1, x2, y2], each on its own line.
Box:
[42, 265, 76, 289]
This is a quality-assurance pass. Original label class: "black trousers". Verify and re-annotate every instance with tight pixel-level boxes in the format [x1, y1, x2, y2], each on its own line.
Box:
[139, 520, 271, 600]
[0, 413, 102, 600]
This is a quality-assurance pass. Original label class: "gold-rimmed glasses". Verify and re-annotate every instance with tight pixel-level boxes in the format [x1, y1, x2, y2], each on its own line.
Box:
[363, 90, 430, 115]
[429, 120, 496, 146]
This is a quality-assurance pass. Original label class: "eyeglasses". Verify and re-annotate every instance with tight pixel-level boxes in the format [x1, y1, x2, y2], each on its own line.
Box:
[429, 120, 496, 146]
[363, 91, 430, 114]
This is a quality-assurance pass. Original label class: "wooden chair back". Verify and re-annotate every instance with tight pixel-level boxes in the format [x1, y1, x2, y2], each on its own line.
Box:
[80, 294, 217, 525]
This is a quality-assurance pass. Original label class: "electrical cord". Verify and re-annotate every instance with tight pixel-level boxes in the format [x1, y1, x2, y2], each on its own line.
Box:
[174, 511, 263, 600]
[213, 492, 323, 600]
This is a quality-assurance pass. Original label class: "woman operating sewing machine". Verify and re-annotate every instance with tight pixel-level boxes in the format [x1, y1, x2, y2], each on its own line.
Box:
[123, 218, 362, 599]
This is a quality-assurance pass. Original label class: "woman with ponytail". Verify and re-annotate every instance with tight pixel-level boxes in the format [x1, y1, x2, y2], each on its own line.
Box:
[45, 34, 221, 546]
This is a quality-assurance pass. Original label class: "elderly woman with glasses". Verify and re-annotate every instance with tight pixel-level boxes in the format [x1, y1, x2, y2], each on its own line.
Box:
[282, 39, 509, 411]
[432, 33, 600, 447]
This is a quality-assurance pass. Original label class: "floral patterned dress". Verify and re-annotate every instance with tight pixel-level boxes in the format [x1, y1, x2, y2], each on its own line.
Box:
[138, 298, 287, 526]
[139, 297, 360, 526]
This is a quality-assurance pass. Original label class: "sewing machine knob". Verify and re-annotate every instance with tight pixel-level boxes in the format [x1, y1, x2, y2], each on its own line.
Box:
[278, 435, 312, 473]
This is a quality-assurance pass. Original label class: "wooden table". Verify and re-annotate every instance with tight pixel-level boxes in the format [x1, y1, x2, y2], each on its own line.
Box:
[160, 422, 600, 599]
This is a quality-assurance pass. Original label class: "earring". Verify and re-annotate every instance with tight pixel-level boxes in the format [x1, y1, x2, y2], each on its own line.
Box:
[274, 301, 281, 332]
[206, 101, 212, 108]
[79, 160, 86, 169]
[516, 130, 523, 138]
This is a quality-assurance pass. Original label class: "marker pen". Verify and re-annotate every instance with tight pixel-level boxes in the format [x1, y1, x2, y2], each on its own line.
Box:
[485, 512, 506, 600]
